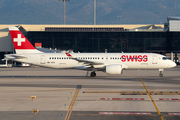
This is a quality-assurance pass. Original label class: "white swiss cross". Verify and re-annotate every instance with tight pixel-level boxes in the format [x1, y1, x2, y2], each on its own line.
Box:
[14, 34, 25, 46]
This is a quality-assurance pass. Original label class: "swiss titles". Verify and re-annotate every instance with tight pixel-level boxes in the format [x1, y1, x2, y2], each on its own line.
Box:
[121, 55, 148, 62]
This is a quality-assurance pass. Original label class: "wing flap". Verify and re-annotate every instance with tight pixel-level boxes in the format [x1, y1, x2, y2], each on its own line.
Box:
[71, 58, 104, 65]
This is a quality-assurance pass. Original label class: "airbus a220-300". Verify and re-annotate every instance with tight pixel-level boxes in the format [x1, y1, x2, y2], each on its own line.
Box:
[5, 27, 176, 77]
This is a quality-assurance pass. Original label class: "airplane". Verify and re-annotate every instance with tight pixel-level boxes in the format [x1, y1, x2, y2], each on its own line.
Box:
[5, 26, 176, 77]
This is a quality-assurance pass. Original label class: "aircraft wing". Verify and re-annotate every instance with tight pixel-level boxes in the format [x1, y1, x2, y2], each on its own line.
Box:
[66, 53, 104, 66]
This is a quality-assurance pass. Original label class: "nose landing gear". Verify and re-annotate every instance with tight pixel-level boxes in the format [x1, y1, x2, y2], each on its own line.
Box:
[159, 71, 163, 77]
[159, 69, 164, 77]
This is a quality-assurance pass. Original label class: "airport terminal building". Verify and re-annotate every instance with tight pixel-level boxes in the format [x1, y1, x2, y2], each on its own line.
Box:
[0, 17, 180, 60]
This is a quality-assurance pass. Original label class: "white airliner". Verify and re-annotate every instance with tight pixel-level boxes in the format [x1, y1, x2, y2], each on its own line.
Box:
[5, 27, 176, 77]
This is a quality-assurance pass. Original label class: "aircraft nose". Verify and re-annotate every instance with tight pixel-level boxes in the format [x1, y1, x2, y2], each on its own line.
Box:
[168, 61, 176, 68]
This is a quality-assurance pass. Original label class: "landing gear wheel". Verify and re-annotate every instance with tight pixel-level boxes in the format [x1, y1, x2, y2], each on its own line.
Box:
[159, 71, 163, 77]
[90, 72, 96, 77]
[159, 73, 163, 77]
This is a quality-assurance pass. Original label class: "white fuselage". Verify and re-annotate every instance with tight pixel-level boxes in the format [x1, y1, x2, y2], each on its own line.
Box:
[13, 53, 176, 70]
[8, 26, 177, 77]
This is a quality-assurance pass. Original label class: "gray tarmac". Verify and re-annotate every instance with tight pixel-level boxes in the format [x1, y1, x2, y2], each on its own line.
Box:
[0, 67, 180, 120]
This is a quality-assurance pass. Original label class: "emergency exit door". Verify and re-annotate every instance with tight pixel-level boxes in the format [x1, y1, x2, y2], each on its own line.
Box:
[40, 55, 46, 64]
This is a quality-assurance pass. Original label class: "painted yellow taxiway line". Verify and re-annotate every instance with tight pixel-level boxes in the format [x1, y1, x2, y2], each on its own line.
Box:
[139, 79, 164, 120]
[65, 89, 80, 120]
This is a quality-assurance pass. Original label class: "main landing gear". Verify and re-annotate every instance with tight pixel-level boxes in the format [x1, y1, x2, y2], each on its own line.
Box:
[159, 69, 164, 77]
[90, 72, 96, 77]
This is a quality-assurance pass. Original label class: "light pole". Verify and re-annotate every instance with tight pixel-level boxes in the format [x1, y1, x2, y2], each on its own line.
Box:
[59, 0, 70, 24]
[175, 0, 176, 17]
[94, 0, 96, 25]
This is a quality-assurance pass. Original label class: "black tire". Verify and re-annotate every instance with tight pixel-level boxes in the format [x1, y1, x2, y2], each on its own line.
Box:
[90, 72, 96, 77]
[159, 74, 163, 77]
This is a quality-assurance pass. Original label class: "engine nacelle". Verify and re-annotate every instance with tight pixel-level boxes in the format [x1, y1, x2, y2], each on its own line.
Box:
[103, 64, 123, 75]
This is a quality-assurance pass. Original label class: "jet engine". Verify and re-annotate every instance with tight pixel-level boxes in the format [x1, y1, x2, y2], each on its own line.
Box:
[103, 64, 123, 75]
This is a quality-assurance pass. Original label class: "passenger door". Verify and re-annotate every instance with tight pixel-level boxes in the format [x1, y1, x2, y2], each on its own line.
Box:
[152, 56, 157, 64]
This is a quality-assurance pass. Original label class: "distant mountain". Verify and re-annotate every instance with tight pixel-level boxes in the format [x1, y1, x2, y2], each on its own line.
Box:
[0, 0, 179, 24]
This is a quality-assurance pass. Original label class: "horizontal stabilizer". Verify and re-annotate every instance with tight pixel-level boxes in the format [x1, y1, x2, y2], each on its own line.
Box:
[5, 54, 27, 60]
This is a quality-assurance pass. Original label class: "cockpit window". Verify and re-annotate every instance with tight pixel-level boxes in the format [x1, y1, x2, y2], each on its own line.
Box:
[162, 57, 171, 60]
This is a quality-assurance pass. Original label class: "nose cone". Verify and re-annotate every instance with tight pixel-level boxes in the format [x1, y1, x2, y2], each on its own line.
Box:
[168, 61, 177, 68]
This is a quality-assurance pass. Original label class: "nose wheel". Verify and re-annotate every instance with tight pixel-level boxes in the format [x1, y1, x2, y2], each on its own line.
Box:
[159, 69, 164, 77]
[90, 72, 96, 77]
[159, 72, 163, 77]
